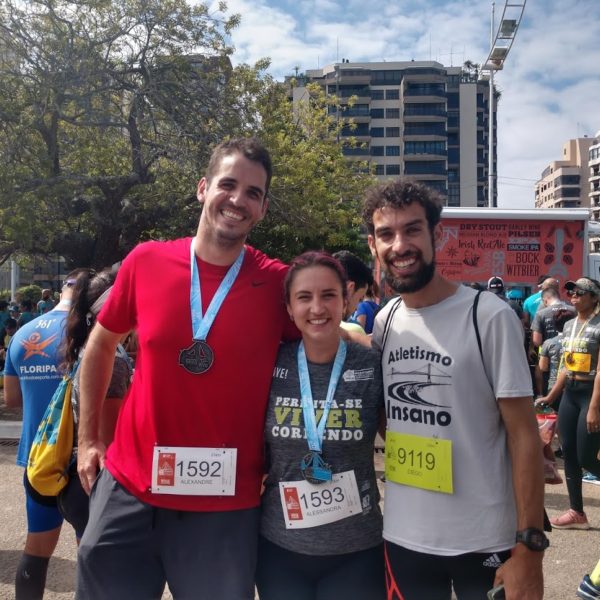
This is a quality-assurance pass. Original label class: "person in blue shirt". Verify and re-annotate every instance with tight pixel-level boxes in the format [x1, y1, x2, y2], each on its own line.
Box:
[4, 272, 83, 600]
[352, 282, 380, 335]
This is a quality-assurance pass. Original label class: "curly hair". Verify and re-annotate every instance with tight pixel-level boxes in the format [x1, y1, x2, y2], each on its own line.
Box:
[61, 267, 118, 372]
[362, 178, 444, 236]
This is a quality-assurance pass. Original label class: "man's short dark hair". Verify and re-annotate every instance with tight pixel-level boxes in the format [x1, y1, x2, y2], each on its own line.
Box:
[333, 251, 373, 290]
[362, 178, 444, 236]
[206, 137, 272, 198]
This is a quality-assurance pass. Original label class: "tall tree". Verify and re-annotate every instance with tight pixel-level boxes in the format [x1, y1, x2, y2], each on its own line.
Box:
[0, 1, 375, 269]
[0, 0, 240, 268]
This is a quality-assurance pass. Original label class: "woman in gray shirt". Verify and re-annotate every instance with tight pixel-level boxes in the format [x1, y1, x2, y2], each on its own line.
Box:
[256, 251, 385, 600]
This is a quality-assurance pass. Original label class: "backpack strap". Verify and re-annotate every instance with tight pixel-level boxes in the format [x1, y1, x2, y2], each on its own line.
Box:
[472, 290, 493, 390]
[381, 297, 403, 355]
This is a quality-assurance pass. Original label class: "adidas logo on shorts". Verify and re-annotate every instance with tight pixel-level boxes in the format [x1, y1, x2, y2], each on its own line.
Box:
[482, 553, 503, 568]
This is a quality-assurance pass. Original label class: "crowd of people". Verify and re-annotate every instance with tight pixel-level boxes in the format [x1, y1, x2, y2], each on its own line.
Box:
[1, 137, 599, 600]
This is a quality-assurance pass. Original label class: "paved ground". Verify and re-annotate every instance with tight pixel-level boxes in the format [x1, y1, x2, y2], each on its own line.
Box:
[0, 418, 598, 598]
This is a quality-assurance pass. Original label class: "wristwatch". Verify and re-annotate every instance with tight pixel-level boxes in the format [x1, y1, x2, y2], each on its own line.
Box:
[515, 528, 549, 551]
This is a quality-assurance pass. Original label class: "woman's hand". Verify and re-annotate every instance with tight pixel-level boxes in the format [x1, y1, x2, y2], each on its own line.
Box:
[586, 403, 600, 434]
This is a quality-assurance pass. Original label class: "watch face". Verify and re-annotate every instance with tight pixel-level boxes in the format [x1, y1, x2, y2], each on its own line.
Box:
[518, 528, 548, 550]
[530, 531, 543, 546]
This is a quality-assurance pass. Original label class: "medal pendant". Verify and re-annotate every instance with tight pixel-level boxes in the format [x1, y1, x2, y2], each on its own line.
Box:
[300, 451, 332, 484]
[179, 341, 214, 374]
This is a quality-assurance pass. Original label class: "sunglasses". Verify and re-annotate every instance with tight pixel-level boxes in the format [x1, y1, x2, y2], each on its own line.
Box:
[567, 289, 589, 297]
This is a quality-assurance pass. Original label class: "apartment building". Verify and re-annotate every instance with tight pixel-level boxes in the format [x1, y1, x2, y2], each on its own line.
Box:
[288, 60, 497, 207]
[588, 131, 600, 252]
[534, 137, 593, 209]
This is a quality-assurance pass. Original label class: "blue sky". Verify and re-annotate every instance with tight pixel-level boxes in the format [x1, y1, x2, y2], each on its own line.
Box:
[215, 0, 600, 208]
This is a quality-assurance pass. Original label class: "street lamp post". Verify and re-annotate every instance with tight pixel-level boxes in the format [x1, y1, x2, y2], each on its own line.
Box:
[481, 0, 526, 207]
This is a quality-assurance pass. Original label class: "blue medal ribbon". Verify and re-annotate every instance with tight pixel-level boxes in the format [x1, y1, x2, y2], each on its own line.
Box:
[297, 339, 347, 453]
[189, 238, 245, 341]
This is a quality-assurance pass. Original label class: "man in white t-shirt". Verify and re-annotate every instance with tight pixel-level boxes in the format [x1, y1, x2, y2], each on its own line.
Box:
[363, 178, 546, 600]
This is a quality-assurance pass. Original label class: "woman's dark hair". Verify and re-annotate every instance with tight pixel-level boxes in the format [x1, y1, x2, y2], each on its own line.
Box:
[61, 267, 117, 371]
[284, 251, 348, 304]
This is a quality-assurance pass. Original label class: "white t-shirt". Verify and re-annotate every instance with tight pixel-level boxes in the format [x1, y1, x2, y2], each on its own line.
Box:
[373, 285, 532, 555]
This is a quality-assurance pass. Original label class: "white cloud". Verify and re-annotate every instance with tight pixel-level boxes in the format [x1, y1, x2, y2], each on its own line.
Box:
[221, 0, 600, 208]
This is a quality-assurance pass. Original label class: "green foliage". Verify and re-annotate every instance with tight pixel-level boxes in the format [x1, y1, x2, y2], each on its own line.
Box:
[0, 1, 375, 268]
[16, 285, 43, 304]
[248, 83, 375, 262]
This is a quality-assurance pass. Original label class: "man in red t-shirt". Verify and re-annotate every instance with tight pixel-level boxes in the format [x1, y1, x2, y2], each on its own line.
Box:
[76, 138, 297, 599]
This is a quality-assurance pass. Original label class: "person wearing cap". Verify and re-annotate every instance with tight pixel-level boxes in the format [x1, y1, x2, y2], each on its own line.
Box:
[542, 277, 600, 529]
[3, 271, 85, 600]
[487, 276, 525, 325]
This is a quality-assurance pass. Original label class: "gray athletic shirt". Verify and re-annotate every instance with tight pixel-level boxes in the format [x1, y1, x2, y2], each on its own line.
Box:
[260, 340, 384, 555]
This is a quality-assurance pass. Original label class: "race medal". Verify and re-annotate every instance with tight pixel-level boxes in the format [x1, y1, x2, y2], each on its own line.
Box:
[300, 451, 332, 484]
[183, 239, 245, 375]
[297, 340, 346, 482]
[279, 470, 362, 529]
[179, 341, 214, 374]
[564, 351, 591, 373]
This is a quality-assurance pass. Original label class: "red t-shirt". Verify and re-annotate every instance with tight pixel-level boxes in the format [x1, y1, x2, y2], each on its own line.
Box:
[98, 238, 296, 511]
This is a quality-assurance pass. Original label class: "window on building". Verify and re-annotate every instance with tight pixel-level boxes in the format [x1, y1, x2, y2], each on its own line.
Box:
[386, 146, 400, 156]
[404, 161, 446, 175]
[371, 89, 384, 100]
[375, 164, 385, 175]
[403, 103, 446, 117]
[386, 164, 400, 175]
[447, 183, 460, 206]
[386, 108, 400, 119]
[447, 132, 459, 146]
[405, 141, 446, 155]
[385, 89, 400, 100]
[404, 122, 446, 136]
[370, 108, 384, 118]
[341, 122, 369, 136]
[447, 92, 459, 109]
[370, 127, 385, 137]
[344, 104, 370, 117]
[371, 146, 384, 156]
[386, 127, 400, 137]
[448, 169, 458, 182]
[448, 148, 459, 164]
[342, 145, 370, 156]
[420, 180, 447, 195]
[371, 70, 403, 85]
[405, 83, 445, 97]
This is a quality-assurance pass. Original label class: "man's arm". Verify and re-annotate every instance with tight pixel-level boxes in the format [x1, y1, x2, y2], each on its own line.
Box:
[494, 396, 545, 600]
[77, 322, 123, 494]
[531, 330, 543, 348]
[3, 375, 22, 408]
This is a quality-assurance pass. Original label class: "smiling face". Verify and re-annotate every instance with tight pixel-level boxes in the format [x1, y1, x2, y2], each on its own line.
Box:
[367, 203, 439, 294]
[196, 152, 268, 248]
[287, 265, 347, 346]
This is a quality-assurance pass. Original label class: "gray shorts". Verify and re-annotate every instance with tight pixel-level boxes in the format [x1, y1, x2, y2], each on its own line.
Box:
[76, 469, 259, 600]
